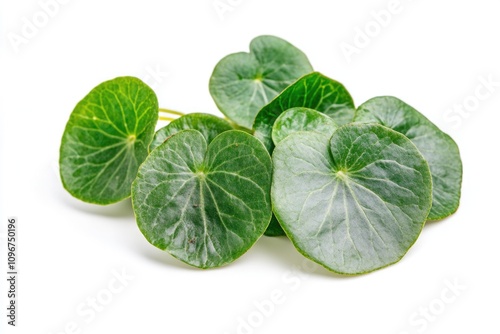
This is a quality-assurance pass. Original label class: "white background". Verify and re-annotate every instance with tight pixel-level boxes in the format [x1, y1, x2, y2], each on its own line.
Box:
[1, 0, 499, 333]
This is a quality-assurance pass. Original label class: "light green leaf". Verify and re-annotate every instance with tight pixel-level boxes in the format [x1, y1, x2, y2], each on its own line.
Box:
[272, 124, 432, 274]
[59, 76, 158, 204]
[254, 72, 354, 152]
[132, 130, 273, 268]
[150, 113, 232, 151]
[354, 96, 462, 220]
[209, 35, 313, 129]
[272, 107, 338, 145]
[264, 113, 337, 236]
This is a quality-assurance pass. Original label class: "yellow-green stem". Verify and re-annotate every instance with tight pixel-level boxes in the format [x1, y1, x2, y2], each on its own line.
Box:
[158, 116, 176, 122]
[159, 108, 186, 117]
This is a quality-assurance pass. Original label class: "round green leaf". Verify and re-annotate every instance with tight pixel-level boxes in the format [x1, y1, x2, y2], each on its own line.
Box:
[354, 96, 462, 220]
[272, 124, 432, 275]
[272, 107, 338, 145]
[254, 72, 355, 152]
[132, 130, 273, 268]
[267, 107, 342, 237]
[149, 113, 232, 151]
[209, 35, 313, 129]
[59, 76, 158, 204]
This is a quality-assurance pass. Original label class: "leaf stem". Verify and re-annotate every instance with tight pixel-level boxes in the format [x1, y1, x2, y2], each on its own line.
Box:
[159, 108, 186, 117]
[158, 116, 176, 122]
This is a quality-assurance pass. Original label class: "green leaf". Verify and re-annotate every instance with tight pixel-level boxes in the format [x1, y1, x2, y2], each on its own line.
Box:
[272, 107, 338, 145]
[268, 107, 339, 237]
[354, 96, 462, 220]
[150, 113, 232, 151]
[272, 124, 432, 275]
[264, 216, 285, 237]
[254, 72, 355, 152]
[209, 35, 313, 129]
[59, 76, 158, 204]
[132, 130, 273, 268]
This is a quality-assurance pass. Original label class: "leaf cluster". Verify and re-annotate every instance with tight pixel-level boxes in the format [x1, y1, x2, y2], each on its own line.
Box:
[60, 36, 462, 274]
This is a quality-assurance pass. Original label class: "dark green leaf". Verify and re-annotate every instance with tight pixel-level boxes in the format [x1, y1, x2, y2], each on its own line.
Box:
[354, 96, 462, 220]
[253, 72, 354, 152]
[209, 35, 313, 129]
[59, 76, 158, 204]
[150, 113, 232, 151]
[272, 124, 432, 274]
[132, 130, 273, 268]
[272, 107, 338, 145]
[264, 216, 285, 237]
